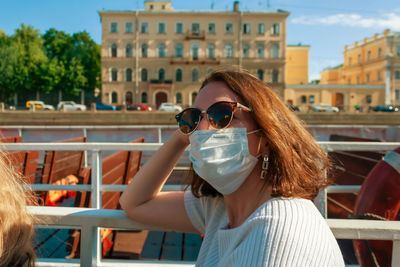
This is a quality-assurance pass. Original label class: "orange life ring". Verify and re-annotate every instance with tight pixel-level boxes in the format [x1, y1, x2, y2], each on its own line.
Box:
[353, 147, 400, 267]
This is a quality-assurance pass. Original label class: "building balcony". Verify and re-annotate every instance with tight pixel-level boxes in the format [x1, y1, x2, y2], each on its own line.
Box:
[170, 56, 220, 65]
[185, 30, 205, 40]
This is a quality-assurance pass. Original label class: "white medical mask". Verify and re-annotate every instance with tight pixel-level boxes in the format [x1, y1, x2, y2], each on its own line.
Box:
[189, 127, 260, 195]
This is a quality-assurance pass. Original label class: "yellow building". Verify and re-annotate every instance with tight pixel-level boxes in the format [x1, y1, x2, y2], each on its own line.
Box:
[285, 30, 399, 111]
[99, 1, 289, 108]
[285, 44, 310, 85]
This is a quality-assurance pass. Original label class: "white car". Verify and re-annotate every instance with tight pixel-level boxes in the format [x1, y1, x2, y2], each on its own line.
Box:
[312, 104, 339, 112]
[57, 101, 87, 111]
[158, 103, 183, 112]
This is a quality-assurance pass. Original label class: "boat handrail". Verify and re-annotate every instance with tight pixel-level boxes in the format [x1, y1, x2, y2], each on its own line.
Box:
[29, 206, 400, 267]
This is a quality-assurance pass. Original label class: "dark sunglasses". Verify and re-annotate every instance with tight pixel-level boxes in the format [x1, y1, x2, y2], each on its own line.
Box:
[175, 101, 252, 134]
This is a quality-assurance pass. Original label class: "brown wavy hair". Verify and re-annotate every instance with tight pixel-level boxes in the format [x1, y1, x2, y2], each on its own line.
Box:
[0, 150, 36, 267]
[188, 68, 331, 200]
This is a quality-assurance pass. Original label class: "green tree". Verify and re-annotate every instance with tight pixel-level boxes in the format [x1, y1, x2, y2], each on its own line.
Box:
[11, 24, 48, 97]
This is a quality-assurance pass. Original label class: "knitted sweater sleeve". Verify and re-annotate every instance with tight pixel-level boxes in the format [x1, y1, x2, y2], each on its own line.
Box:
[218, 199, 345, 267]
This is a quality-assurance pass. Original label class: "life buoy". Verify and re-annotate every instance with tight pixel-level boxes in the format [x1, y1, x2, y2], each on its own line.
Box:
[46, 174, 79, 206]
[353, 147, 400, 267]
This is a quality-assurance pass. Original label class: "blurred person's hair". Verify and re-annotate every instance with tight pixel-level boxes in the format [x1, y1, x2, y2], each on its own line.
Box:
[0, 150, 36, 267]
[188, 68, 331, 200]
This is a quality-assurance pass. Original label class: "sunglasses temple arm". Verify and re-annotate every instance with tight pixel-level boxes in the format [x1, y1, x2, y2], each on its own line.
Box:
[237, 103, 252, 112]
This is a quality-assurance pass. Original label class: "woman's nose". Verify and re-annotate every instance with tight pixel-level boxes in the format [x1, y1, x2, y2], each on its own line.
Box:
[196, 115, 213, 131]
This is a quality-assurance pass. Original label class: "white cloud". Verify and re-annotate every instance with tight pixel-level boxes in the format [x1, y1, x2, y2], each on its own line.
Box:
[292, 13, 400, 31]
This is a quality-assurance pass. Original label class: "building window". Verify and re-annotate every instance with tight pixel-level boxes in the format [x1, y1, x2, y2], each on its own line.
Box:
[271, 44, 279, 58]
[111, 68, 118, 81]
[257, 44, 264, 58]
[366, 73, 370, 83]
[225, 23, 233, 34]
[309, 95, 315, 104]
[378, 47, 382, 58]
[192, 68, 199, 82]
[158, 23, 166, 33]
[348, 78, 351, 84]
[175, 44, 183, 58]
[176, 69, 182, 82]
[158, 43, 166, 58]
[243, 23, 251, 34]
[111, 44, 117, 58]
[357, 76, 360, 84]
[208, 44, 215, 58]
[272, 69, 279, 82]
[189, 23, 199, 35]
[112, 92, 118, 103]
[395, 70, 400, 80]
[141, 22, 148, 33]
[271, 23, 280, 35]
[191, 43, 199, 60]
[257, 69, 264, 81]
[224, 44, 233, 58]
[141, 43, 148, 57]
[395, 89, 400, 101]
[126, 68, 132, 82]
[176, 23, 183, 34]
[366, 95, 372, 104]
[125, 22, 133, 33]
[158, 68, 165, 80]
[348, 57, 352, 66]
[243, 44, 250, 58]
[141, 92, 148, 103]
[110, 22, 118, 33]
[357, 54, 361, 64]
[176, 92, 182, 103]
[208, 23, 216, 34]
[257, 23, 265, 34]
[301, 95, 307, 103]
[125, 44, 133, 57]
[377, 71, 382, 81]
[367, 50, 371, 61]
[141, 68, 148, 81]
[395, 45, 400, 57]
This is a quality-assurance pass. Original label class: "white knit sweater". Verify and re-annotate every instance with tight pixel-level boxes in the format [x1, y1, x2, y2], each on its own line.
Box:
[184, 191, 345, 267]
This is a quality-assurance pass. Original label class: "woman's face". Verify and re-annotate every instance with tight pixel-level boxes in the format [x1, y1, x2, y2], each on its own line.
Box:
[193, 81, 263, 156]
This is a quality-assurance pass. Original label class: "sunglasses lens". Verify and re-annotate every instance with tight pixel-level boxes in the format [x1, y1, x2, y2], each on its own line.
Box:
[208, 102, 234, 129]
[178, 108, 201, 134]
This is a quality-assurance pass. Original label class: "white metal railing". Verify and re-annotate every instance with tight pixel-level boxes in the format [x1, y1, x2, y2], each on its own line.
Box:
[2, 141, 400, 267]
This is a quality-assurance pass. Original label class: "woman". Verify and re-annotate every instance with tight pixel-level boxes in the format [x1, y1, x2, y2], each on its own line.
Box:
[120, 69, 344, 266]
[0, 151, 36, 267]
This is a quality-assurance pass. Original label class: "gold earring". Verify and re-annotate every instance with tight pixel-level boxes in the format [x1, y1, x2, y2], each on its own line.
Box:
[260, 154, 269, 179]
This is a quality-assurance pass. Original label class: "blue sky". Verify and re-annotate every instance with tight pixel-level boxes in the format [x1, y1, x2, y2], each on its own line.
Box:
[1, 0, 399, 81]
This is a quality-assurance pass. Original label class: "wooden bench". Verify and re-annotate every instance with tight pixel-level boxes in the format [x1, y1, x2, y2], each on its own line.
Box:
[0, 136, 39, 184]
[66, 137, 145, 259]
[38, 136, 87, 205]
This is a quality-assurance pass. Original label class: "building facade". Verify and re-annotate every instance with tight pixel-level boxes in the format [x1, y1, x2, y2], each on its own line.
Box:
[99, 1, 289, 108]
[285, 30, 399, 111]
[320, 29, 400, 107]
[285, 44, 310, 85]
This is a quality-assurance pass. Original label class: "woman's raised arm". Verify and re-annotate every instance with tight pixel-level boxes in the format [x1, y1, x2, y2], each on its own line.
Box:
[119, 130, 199, 233]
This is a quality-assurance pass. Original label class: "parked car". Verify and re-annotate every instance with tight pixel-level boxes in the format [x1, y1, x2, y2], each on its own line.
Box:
[26, 100, 55, 110]
[312, 104, 339, 112]
[158, 103, 183, 112]
[57, 101, 87, 111]
[373, 105, 399, 112]
[127, 103, 152, 111]
[95, 102, 116, 111]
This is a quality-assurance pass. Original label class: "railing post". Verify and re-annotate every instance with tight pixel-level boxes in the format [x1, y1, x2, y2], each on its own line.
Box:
[315, 188, 328, 218]
[392, 240, 400, 267]
[158, 127, 162, 143]
[81, 225, 101, 267]
[91, 150, 101, 209]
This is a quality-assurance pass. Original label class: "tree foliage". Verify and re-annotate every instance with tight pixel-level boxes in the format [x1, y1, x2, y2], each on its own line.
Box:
[0, 24, 100, 104]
